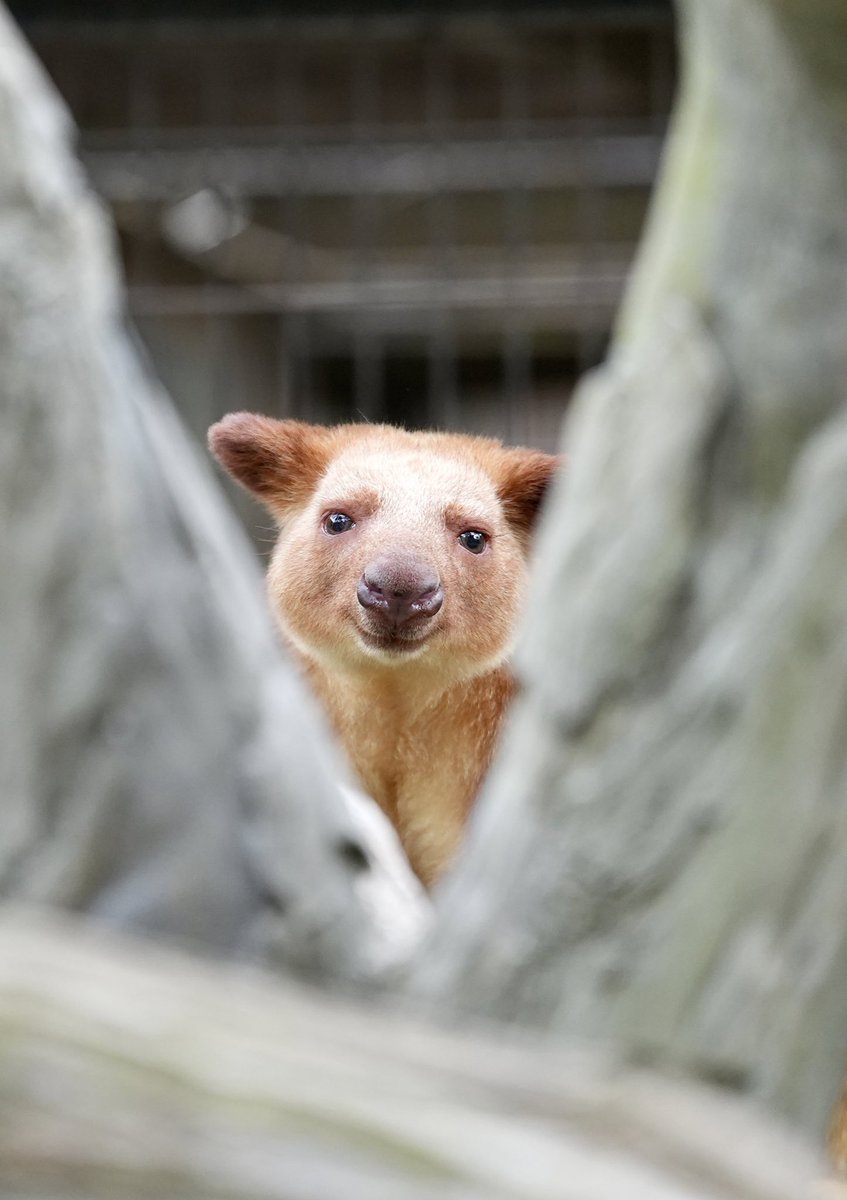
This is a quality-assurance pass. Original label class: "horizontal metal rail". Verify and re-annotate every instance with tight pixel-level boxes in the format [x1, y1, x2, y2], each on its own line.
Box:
[126, 266, 628, 316]
[83, 133, 664, 202]
[22, 9, 673, 43]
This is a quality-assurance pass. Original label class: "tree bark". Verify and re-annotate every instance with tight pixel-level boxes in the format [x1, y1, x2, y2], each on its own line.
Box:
[412, 0, 847, 1146]
[0, 4, 427, 988]
[0, 908, 826, 1200]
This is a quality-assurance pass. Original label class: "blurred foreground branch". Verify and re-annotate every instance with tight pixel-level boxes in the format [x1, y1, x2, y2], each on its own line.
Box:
[0, 4, 427, 983]
[0, 908, 826, 1200]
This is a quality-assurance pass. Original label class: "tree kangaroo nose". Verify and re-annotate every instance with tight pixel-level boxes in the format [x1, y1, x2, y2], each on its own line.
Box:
[357, 555, 444, 625]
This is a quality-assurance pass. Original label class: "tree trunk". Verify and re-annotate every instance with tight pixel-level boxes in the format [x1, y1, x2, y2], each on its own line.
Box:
[0, 4, 427, 988]
[0, 908, 825, 1200]
[412, 0, 847, 1146]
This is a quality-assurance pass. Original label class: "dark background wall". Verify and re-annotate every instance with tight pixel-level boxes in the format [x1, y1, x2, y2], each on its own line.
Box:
[13, 0, 674, 527]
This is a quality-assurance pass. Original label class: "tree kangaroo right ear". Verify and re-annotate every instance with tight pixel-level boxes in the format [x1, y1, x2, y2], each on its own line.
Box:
[208, 414, 333, 518]
[494, 446, 563, 537]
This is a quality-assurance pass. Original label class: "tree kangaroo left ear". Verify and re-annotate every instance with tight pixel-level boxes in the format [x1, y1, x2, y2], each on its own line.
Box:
[495, 448, 563, 535]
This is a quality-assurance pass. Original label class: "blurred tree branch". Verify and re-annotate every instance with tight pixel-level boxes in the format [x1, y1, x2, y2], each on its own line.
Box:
[0, 2, 426, 987]
[0, 908, 825, 1200]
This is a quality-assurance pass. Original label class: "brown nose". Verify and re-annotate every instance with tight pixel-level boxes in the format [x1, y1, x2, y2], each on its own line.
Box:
[357, 555, 443, 626]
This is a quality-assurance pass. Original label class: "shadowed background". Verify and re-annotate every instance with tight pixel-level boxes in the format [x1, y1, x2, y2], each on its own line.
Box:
[13, 0, 674, 470]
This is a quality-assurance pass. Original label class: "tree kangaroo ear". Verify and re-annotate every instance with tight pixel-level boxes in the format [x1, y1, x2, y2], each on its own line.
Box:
[208, 413, 333, 518]
[495, 447, 563, 537]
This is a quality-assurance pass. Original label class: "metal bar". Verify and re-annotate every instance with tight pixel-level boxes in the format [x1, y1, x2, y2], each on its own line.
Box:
[351, 22, 385, 422]
[22, 10, 674, 46]
[124, 269, 628, 315]
[572, 24, 609, 377]
[81, 115, 666, 147]
[501, 323, 533, 439]
[291, 312, 314, 420]
[427, 311, 460, 428]
[352, 324, 384, 422]
[500, 32, 532, 431]
[425, 25, 459, 429]
[80, 133, 664, 202]
[649, 23, 676, 132]
[277, 32, 308, 417]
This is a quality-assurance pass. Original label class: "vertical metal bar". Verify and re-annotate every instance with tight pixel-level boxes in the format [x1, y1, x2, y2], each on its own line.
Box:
[649, 20, 674, 134]
[428, 308, 459, 432]
[127, 25, 165, 418]
[501, 32, 532, 439]
[277, 32, 310, 419]
[202, 26, 227, 129]
[573, 25, 605, 378]
[289, 313, 314, 421]
[128, 32, 157, 147]
[276, 309, 295, 419]
[351, 25, 383, 422]
[199, 31, 226, 422]
[353, 322, 383, 424]
[204, 309, 221, 432]
[425, 24, 459, 430]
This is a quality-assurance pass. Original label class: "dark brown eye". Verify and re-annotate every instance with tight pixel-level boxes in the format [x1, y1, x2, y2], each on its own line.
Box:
[324, 512, 355, 535]
[458, 529, 487, 554]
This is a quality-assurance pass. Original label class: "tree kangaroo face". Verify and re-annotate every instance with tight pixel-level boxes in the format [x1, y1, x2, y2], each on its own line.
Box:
[268, 442, 529, 679]
[208, 414, 560, 684]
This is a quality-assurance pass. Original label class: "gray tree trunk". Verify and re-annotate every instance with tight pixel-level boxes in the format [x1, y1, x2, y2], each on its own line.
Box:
[0, 4, 427, 988]
[0, 908, 825, 1200]
[411, 0, 847, 1148]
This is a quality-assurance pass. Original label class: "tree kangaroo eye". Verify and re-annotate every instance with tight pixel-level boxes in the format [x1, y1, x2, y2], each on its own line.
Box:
[323, 512, 355, 535]
[458, 529, 488, 554]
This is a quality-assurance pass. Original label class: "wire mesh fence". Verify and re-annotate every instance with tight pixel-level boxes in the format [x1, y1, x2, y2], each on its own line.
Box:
[24, 3, 675, 465]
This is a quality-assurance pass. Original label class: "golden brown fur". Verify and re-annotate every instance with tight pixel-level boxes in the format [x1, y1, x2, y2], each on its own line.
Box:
[209, 416, 559, 886]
